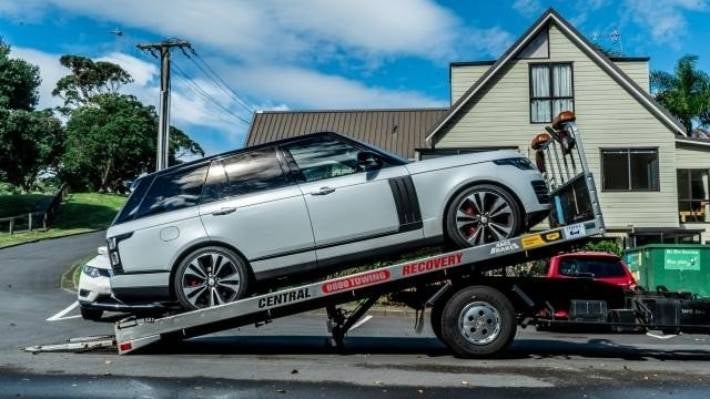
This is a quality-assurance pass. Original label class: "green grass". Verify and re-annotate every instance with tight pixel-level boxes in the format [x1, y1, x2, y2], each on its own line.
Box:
[0, 192, 126, 248]
[0, 193, 53, 218]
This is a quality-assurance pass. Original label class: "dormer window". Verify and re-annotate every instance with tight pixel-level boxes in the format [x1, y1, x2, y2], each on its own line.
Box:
[530, 63, 574, 123]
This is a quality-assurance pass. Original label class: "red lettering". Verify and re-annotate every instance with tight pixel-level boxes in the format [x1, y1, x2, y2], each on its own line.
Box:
[401, 252, 464, 276]
[322, 270, 391, 294]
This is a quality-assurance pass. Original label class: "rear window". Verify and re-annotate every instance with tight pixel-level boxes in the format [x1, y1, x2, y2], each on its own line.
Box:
[559, 257, 626, 278]
[113, 176, 152, 225]
[136, 165, 209, 219]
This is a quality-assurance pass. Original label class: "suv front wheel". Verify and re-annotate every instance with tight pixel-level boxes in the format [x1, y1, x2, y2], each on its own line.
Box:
[173, 246, 249, 310]
[445, 184, 522, 248]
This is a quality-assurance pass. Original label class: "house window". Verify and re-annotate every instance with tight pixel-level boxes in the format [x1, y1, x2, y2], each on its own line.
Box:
[677, 169, 710, 223]
[530, 63, 574, 123]
[601, 148, 659, 191]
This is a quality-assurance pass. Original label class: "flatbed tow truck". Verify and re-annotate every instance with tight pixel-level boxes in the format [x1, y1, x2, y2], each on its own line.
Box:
[26, 112, 710, 358]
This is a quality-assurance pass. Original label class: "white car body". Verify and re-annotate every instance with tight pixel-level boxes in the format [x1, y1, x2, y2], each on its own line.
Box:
[104, 132, 551, 308]
[77, 248, 112, 305]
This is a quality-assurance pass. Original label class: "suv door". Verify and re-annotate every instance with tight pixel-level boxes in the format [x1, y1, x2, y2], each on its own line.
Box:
[281, 135, 418, 255]
[199, 147, 316, 277]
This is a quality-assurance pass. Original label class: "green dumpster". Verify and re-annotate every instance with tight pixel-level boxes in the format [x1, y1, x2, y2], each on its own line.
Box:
[624, 244, 710, 297]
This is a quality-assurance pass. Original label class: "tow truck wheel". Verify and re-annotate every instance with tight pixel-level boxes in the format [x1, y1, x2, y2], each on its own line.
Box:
[439, 286, 516, 358]
[430, 301, 445, 341]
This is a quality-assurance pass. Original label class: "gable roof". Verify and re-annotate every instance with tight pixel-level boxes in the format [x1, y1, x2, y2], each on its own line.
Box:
[246, 108, 448, 159]
[425, 8, 687, 144]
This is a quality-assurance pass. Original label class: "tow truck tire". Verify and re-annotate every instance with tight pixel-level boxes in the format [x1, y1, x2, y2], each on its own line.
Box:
[430, 301, 445, 341]
[439, 286, 516, 358]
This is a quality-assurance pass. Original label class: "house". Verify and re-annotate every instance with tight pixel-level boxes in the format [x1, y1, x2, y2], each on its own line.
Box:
[246, 8, 710, 246]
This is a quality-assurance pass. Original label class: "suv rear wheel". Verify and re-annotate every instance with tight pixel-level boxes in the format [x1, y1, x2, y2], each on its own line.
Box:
[446, 184, 522, 248]
[173, 246, 249, 310]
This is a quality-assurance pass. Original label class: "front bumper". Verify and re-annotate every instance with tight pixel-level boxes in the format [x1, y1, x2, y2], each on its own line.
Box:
[79, 295, 166, 313]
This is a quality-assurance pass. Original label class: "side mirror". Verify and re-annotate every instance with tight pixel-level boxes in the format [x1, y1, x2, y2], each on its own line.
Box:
[356, 151, 383, 171]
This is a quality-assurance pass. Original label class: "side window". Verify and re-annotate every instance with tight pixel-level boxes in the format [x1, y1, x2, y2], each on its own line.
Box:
[113, 176, 152, 224]
[137, 165, 208, 218]
[283, 136, 369, 183]
[202, 147, 289, 202]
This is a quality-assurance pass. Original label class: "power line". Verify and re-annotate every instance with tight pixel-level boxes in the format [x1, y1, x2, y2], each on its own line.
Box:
[182, 48, 255, 115]
[172, 61, 252, 126]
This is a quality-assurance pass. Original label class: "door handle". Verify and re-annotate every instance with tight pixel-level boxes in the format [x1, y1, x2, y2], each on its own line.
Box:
[212, 207, 237, 216]
[312, 186, 335, 196]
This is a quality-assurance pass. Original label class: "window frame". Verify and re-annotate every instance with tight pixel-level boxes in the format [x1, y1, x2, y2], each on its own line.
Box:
[677, 168, 710, 223]
[278, 133, 405, 184]
[600, 147, 660, 192]
[528, 62, 575, 124]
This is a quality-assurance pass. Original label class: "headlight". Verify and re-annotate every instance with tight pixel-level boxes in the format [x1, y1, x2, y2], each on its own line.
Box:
[494, 157, 536, 170]
[84, 265, 108, 278]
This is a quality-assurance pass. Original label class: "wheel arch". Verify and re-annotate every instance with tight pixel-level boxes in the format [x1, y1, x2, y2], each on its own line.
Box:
[168, 240, 254, 300]
[441, 179, 526, 241]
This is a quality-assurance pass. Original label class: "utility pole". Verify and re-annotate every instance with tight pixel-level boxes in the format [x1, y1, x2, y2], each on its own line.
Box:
[137, 39, 191, 171]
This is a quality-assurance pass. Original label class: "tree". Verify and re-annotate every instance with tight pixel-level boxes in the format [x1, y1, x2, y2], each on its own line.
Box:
[52, 55, 133, 109]
[651, 55, 710, 134]
[0, 40, 64, 191]
[61, 93, 204, 192]
[55, 55, 203, 192]
[0, 39, 41, 111]
[0, 109, 64, 191]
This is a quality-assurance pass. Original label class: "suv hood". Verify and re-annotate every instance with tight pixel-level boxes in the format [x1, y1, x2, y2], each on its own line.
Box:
[405, 149, 522, 174]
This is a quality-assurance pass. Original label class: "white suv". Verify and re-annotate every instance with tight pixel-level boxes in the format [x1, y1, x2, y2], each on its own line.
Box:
[107, 132, 550, 310]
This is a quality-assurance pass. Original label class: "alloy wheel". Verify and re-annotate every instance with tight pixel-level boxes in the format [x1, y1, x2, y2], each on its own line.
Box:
[181, 251, 242, 308]
[455, 190, 515, 245]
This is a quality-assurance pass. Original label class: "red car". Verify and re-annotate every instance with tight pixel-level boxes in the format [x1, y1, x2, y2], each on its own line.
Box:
[538, 251, 636, 321]
[544, 251, 636, 288]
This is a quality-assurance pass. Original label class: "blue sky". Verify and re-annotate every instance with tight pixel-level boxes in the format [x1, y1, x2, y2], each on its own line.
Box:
[1, 0, 708, 155]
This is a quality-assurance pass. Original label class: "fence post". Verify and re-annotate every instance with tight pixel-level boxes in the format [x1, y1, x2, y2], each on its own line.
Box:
[28, 212, 32, 232]
[9, 218, 14, 235]
[43, 213, 47, 230]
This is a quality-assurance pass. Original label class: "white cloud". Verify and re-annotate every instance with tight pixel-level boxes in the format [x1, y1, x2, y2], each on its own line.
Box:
[622, 0, 709, 45]
[9, 47, 65, 109]
[98, 52, 157, 86]
[0, 0, 509, 63]
[225, 65, 446, 110]
[512, 0, 543, 17]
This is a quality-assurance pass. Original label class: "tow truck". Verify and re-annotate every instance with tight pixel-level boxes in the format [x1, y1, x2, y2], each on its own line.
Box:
[26, 112, 710, 358]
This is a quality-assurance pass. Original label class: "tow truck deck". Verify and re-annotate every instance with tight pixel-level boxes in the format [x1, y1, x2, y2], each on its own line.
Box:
[25, 112, 710, 357]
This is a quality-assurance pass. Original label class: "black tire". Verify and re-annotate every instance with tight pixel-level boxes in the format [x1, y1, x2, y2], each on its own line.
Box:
[80, 307, 103, 321]
[173, 246, 250, 310]
[439, 286, 517, 358]
[445, 184, 523, 248]
[430, 300, 445, 341]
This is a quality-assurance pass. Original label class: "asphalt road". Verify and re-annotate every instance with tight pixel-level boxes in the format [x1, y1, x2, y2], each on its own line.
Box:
[1, 232, 710, 398]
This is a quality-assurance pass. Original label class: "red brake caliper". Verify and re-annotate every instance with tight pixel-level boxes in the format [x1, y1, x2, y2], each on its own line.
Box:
[464, 206, 477, 237]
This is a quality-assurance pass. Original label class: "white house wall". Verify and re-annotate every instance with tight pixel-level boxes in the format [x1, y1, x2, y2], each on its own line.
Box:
[437, 24, 679, 230]
[450, 65, 490, 103]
